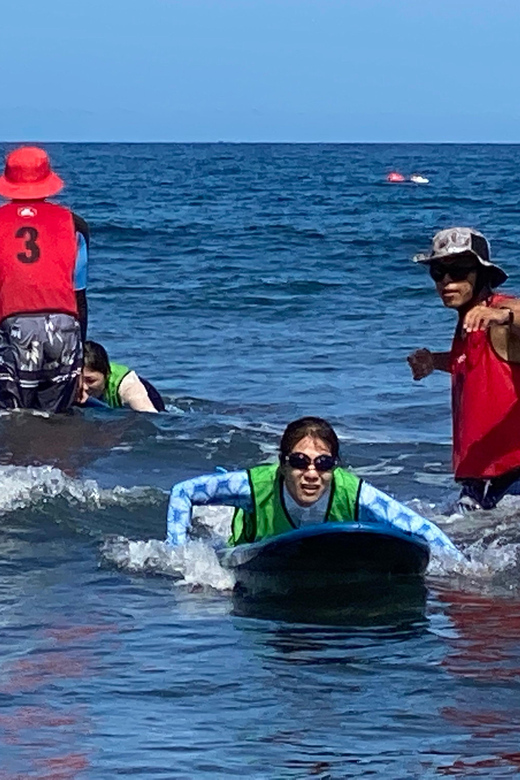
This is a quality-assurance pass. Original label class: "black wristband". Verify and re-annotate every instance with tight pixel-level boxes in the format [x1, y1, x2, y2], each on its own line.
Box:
[500, 307, 514, 326]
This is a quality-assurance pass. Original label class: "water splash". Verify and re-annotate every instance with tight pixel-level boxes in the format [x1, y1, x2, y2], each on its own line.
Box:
[100, 536, 234, 591]
[427, 498, 520, 589]
[2, 463, 520, 593]
[0, 464, 162, 516]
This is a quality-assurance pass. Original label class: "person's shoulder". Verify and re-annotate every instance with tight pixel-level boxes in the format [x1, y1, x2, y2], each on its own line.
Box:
[111, 362, 132, 378]
[249, 463, 279, 481]
[42, 203, 89, 238]
[250, 462, 278, 473]
[490, 292, 519, 305]
[333, 466, 361, 485]
[117, 369, 139, 390]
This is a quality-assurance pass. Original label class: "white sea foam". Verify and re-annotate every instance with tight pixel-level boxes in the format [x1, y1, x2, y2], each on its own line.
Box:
[0, 464, 161, 515]
[100, 536, 234, 591]
[428, 541, 520, 600]
[355, 464, 404, 477]
[2, 463, 519, 591]
[100, 504, 235, 589]
[427, 498, 520, 583]
[0, 464, 101, 514]
[191, 504, 233, 541]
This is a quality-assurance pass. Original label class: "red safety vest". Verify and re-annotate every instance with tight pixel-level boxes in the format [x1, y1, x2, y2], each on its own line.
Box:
[0, 200, 78, 323]
[451, 293, 520, 479]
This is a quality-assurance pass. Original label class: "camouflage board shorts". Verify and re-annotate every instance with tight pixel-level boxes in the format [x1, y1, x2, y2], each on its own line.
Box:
[0, 313, 82, 412]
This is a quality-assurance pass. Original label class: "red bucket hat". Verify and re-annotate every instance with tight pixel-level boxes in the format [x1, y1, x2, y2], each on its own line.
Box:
[0, 146, 64, 200]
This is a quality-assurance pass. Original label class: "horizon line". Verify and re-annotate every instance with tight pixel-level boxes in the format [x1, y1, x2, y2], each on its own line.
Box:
[2, 139, 520, 146]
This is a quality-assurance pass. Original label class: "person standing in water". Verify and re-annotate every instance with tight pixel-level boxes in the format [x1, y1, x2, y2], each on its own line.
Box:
[165, 416, 462, 561]
[408, 227, 520, 511]
[0, 146, 89, 412]
[80, 340, 165, 413]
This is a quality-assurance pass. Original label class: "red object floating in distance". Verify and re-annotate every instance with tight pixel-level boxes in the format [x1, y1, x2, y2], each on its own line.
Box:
[386, 172, 405, 182]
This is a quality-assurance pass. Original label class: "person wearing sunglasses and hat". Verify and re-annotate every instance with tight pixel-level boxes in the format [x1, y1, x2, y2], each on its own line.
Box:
[408, 227, 520, 512]
[0, 146, 89, 412]
[165, 416, 462, 559]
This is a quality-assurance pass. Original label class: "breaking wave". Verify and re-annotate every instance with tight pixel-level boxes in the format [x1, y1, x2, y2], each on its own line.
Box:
[1, 464, 520, 594]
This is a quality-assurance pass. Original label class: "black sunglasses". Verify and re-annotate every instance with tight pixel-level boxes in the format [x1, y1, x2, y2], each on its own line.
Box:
[285, 452, 337, 472]
[429, 261, 478, 283]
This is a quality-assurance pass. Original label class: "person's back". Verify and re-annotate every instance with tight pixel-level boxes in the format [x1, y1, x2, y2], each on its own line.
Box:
[0, 146, 89, 412]
[0, 200, 78, 320]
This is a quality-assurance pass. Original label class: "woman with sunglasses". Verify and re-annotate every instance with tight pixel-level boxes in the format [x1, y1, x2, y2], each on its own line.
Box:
[408, 227, 520, 512]
[166, 416, 461, 558]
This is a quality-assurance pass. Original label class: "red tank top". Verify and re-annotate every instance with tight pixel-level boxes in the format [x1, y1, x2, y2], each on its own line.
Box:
[451, 293, 520, 479]
[0, 201, 78, 322]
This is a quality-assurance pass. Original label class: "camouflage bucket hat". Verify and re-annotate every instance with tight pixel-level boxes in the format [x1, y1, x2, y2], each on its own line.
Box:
[413, 227, 508, 288]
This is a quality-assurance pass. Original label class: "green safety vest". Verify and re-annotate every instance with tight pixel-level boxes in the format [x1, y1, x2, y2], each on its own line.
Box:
[103, 362, 131, 408]
[230, 463, 361, 546]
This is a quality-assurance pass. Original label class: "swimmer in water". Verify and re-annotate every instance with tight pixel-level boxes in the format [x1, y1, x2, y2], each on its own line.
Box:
[80, 340, 165, 413]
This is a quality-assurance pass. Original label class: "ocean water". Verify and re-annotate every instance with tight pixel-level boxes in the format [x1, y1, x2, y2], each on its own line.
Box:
[1, 143, 520, 777]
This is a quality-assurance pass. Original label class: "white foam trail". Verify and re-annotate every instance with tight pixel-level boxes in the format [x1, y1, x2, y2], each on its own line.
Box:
[101, 536, 234, 591]
[101, 504, 235, 589]
[3, 463, 518, 590]
[102, 498, 520, 588]
[426, 498, 520, 582]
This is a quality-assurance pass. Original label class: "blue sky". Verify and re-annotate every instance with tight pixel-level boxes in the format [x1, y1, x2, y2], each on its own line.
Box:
[1, 0, 519, 142]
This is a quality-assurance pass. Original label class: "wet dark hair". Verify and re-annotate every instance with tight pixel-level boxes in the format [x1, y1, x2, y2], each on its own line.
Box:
[279, 417, 339, 462]
[83, 340, 110, 378]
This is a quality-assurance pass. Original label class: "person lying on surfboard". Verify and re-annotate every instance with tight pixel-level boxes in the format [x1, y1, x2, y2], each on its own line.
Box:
[79, 340, 165, 413]
[166, 416, 463, 560]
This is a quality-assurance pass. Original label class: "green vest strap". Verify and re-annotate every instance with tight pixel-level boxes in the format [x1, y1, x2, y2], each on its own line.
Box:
[104, 362, 131, 408]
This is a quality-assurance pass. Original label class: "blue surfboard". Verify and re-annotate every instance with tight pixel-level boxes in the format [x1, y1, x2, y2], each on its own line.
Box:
[219, 522, 429, 598]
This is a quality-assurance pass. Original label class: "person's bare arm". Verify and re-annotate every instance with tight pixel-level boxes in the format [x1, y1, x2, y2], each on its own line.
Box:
[407, 349, 451, 380]
[509, 303, 520, 339]
[463, 299, 520, 336]
[118, 371, 158, 412]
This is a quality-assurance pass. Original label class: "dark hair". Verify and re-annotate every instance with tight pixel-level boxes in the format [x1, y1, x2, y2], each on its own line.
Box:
[83, 340, 110, 378]
[279, 417, 339, 461]
[456, 252, 493, 295]
[474, 266, 493, 295]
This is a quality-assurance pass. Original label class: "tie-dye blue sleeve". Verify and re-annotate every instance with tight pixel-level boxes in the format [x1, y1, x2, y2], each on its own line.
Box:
[74, 232, 88, 291]
[166, 470, 253, 546]
[358, 482, 464, 561]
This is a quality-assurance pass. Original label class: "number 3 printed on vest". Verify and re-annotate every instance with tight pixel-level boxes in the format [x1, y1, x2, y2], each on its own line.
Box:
[16, 226, 40, 263]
